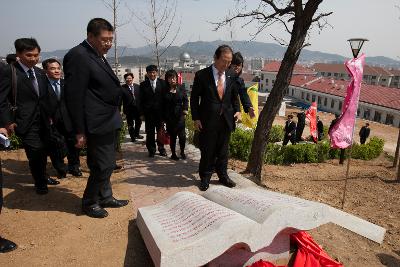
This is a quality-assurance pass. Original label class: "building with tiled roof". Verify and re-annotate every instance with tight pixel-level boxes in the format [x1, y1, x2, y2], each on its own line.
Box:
[258, 61, 316, 92]
[288, 76, 400, 127]
[312, 63, 400, 89]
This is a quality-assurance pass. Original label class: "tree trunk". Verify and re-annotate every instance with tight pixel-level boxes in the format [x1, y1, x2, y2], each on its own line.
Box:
[245, 1, 322, 180]
[393, 126, 400, 168]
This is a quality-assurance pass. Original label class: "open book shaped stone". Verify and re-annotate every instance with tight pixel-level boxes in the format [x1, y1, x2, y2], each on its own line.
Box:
[137, 185, 386, 267]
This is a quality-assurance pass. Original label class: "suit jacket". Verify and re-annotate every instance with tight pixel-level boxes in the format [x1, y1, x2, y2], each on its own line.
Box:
[46, 79, 73, 132]
[190, 65, 240, 132]
[121, 83, 140, 115]
[164, 85, 188, 125]
[284, 121, 296, 136]
[0, 63, 51, 135]
[138, 78, 166, 117]
[63, 41, 122, 135]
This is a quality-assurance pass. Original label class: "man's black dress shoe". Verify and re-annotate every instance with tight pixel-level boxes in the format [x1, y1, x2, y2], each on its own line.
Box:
[159, 151, 167, 157]
[114, 165, 122, 170]
[47, 177, 60, 185]
[82, 204, 108, 218]
[219, 176, 236, 188]
[35, 186, 49, 195]
[149, 152, 155, 158]
[170, 154, 179, 161]
[100, 198, 129, 208]
[180, 153, 186, 160]
[69, 169, 82, 177]
[57, 171, 67, 179]
[0, 237, 17, 253]
[136, 135, 144, 139]
[199, 181, 209, 191]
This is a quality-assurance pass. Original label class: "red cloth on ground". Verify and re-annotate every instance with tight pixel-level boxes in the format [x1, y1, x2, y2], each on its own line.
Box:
[247, 231, 343, 267]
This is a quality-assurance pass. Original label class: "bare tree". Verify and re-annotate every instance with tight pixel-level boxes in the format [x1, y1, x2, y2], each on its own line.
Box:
[214, 0, 332, 180]
[102, 0, 132, 79]
[129, 0, 181, 73]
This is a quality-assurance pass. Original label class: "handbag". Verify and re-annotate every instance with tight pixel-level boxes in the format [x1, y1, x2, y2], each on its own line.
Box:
[157, 124, 170, 145]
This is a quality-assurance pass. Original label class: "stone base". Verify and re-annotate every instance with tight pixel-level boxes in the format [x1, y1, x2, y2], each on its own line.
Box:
[207, 232, 290, 267]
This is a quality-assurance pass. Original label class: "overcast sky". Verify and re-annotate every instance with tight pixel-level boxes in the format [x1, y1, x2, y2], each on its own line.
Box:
[0, 0, 399, 59]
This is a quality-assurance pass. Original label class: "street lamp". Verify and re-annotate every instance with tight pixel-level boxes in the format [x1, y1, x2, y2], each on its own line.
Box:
[347, 38, 368, 58]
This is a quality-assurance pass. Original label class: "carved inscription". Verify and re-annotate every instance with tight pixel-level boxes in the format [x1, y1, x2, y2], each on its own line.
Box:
[151, 194, 240, 243]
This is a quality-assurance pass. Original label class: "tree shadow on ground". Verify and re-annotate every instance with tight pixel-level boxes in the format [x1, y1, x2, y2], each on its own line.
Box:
[123, 219, 154, 267]
[376, 253, 400, 267]
[2, 158, 82, 215]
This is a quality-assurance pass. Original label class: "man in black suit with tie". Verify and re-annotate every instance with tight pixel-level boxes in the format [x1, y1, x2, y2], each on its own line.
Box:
[42, 58, 82, 178]
[122, 73, 143, 142]
[190, 45, 241, 191]
[63, 18, 128, 218]
[0, 38, 59, 195]
[282, 114, 297, 146]
[139, 65, 167, 157]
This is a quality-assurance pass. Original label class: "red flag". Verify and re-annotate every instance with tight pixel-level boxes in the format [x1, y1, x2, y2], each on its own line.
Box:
[177, 72, 183, 85]
[305, 102, 318, 142]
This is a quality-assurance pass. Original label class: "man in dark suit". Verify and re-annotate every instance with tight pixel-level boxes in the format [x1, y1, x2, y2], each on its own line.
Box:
[42, 58, 82, 178]
[0, 127, 17, 253]
[63, 18, 128, 218]
[138, 65, 167, 157]
[282, 114, 297, 146]
[190, 45, 241, 191]
[122, 73, 143, 142]
[0, 38, 59, 195]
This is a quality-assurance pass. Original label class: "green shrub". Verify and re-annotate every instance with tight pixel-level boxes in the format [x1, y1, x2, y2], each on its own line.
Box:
[351, 137, 384, 160]
[9, 133, 23, 150]
[268, 125, 284, 143]
[264, 143, 284, 165]
[229, 127, 253, 161]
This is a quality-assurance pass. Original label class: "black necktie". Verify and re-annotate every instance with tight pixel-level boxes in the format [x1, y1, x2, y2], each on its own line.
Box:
[27, 69, 39, 96]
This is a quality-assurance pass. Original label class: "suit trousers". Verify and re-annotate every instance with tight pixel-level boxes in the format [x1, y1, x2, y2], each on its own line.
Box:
[19, 115, 48, 188]
[166, 121, 186, 155]
[199, 115, 231, 182]
[49, 120, 80, 173]
[144, 113, 165, 154]
[126, 113, 142, 141]
[83, 131, 115, 207]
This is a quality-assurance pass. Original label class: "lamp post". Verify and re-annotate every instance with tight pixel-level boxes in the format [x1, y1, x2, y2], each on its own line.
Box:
[341, 38, 368, 209]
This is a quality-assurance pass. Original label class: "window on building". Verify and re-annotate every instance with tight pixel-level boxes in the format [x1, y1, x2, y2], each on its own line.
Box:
[291, 89, 294, 96]
[374, 112, 381, 122]
[334, 73, 338, 77]
[324, 98, 327, 106]
[321, 72, 325, 76]
[312, 95, 316, 102]
[330, 99, 335, 108]
[272, 80, 275, 85]
[265, 78, 269, 85]
[363, 75, 367, 79]
[338, 101, 342, 111]
[371, 76, 376, 80]
[357, 109, 360, 116]
[327, 72, 331, 76]
[363, 109, 370, 119]
[317, 96, 321, 105]
[385, 114, 394, 125]
[381, 78, 386, 82]
[306, 93, 310, 101]
[261, 74, 264, 80]
[301, 92, 305, 99]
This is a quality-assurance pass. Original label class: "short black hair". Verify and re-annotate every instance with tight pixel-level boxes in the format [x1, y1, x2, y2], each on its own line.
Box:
[366, 123, 370, 126]
[87, 18, 113, 36]
[6, 54, 17, 64]
[164, 69, 178, 82]
[231, 52, 244, 66]
[214, 44, 233, 60]
[288, 114, 294, 119]
[42, 58, 61, 70]
[14, 38, 41, 53]
[124, 72, 134, 80]
[146, 64, 158, 73]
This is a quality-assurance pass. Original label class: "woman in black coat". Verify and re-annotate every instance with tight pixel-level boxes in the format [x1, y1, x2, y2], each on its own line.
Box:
[163, 70, 189, 160]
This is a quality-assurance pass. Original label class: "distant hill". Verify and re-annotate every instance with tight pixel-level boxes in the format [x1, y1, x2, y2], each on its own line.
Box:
[38, 40, 400, 68]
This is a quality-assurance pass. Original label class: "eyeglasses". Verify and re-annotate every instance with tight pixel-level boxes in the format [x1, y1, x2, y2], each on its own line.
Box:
[99, 38, 113, 45]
